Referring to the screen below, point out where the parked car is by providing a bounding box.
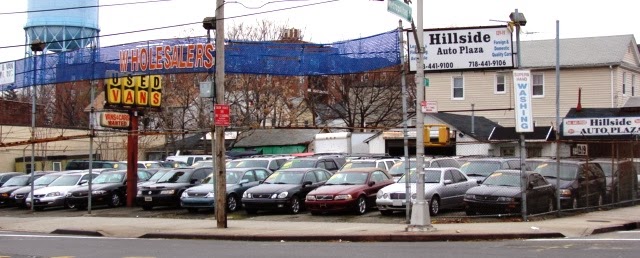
[64,160,126,170]
[180,167,272,213]
[159,160,190,168]
[338,158,400,172]
[65,170,153,209]
[278,156,343,173]
[241,168,333,214]
[305,168,395,215]
[533,159,607,209]
[136,168,210,210]
[226,156,291,171]
[25,171,99,211]
[464,170,557,215]
[459,157,521,183]
[0,172,22,187]
[377,167,477,216]
[138,168,173,187]
[0,172,48,206]
[386,157,461,181]
[165,155,212,166]
[590,158,638,203]
[10,172,70,208]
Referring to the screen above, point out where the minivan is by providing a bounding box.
[534,159,607,209]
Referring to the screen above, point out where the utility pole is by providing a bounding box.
[214,0,227,228]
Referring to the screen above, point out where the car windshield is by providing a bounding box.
[3,176,29,186]
[92,173,125,184]
[388,161,417,176]
[33,174,62,186]
[596,163,613,177]
[482,172,520,187]
[534,163,578,181]
[144,162,162,168]
[460,161,501,177]
[341,161,376,170]
[326,172,368,185]
[398,169,441,183]
[49,174,82,186]
[280,160,316,169]
[157,171,191,183]
[209,171,243,184]
[226,160,241,168]
[263,171,303,184]
[148,171,169,182]
[235,160,268,168]
[191,161,212,168]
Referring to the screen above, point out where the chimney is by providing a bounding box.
[576,87,582,112]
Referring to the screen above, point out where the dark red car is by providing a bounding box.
[305,167,394,215]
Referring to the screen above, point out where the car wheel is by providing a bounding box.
[227,194,240,212]
[187,208,199,213]
[142,205,153,211]
[289,197,301,214]
[429,196,440,216]
[380,210,394,216]
[108,193,122,208]
[245,208,258,215]
[65,201,76,209]
[355,196,367,215]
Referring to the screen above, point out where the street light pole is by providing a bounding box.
[29,39,45,212]
[213,0,227,228]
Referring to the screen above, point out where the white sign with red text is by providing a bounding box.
[563,117,640,136]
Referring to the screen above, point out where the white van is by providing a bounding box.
[166,155,212,166]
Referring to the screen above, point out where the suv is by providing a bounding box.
[278,156,343,173]
[590,158,638,203]
[459,157,521,183]
[64,160,126,171]
[534,159,607,209]
[227,156,292,171]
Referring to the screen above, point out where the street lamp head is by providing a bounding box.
[509,12,527,26]
[30,39,46,52]
[202,17,216,31]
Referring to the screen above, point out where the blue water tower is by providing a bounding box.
[24,0,100,53]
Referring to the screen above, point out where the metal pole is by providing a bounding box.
[515,8,528,221]
[555,20,561,215]
[88,79,95,214]
[29,49,37,212]
[398,20,411,224]
[214,0,227,228]
[408,0,433,231]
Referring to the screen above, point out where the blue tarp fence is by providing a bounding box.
[1,29,400,91]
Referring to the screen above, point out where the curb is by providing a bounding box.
[591,222,639,235]
[51,229,104,237]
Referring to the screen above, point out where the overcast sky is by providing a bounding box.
[1,0,638,63]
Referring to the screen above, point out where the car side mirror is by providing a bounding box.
[368,181,375,187]
[190,179,199,184]
[259,180,264,184]
[303,181,313,187]
[476,179,482,184]
[79,180,88,185]
[239,179,249,185]
[528,182,535,189]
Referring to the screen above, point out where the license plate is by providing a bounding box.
[144,197,152,202]
[392,200,403,206]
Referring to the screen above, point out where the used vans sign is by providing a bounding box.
[563,117,640,136]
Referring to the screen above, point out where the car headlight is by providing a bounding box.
[0,193,8,197]
[306,195,316,201]
[180,191,189,198]
[559,189,572,197]
[137,190,142,196]
[376,191,384,198]
[334,194,352,200]
[160,190,175,195]
[465,194,475,200]
[272,192,288,199]
[45,192,62,197]
[205,192,214,198]
[496,197,514,202]
[243,192,252,198]
[92,190,107,195]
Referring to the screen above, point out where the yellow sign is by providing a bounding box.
[105,74,162,108]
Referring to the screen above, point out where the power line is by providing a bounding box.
[0,0,173,16]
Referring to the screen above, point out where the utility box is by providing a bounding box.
[424,124,450,146]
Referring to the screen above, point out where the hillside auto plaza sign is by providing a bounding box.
[563,117,640,136]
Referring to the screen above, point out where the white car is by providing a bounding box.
[25,171,98,211]
[376,167,477,216]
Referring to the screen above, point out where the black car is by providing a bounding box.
[180,167,272,212]
[66,170,152,209]
[534,159,607,209]
[0,172,22,187]
[0,172,47,206]
[10,172,69,208]
[464,170,556,215]
[136,168,210,210]
[241,168,333,214]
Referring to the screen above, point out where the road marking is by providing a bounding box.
[528,238,640,241]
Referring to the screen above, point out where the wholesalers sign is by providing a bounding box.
[408,26,514,72]
[563,117,640,136]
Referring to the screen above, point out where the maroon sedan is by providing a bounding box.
[305,167,394,215]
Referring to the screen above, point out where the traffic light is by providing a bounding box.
[424,124,450,146]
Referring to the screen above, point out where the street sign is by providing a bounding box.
[214,104,230,126]
[421,101,437,113]
[424,78,429,87]
[387,0,412,22]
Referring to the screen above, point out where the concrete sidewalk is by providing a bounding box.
[0,206,639,242]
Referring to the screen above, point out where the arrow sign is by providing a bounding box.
[387,0,412,22]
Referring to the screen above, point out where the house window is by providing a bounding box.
[527,147,542,158]
[623,72,626,95]
[500,147,515,156]
[532,73,544,97]
[53,162,62,171]
[452,76,464,99]
[495,74,506,94]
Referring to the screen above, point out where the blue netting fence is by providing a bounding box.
[1,29,400,91]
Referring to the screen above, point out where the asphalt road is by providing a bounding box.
[1,231,639,258]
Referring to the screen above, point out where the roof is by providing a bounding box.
[233,129,322,148]
[488,126,555,141]
[429,113,502,141]
[521,34,638,69]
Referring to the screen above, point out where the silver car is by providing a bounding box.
[376,167,478,216]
